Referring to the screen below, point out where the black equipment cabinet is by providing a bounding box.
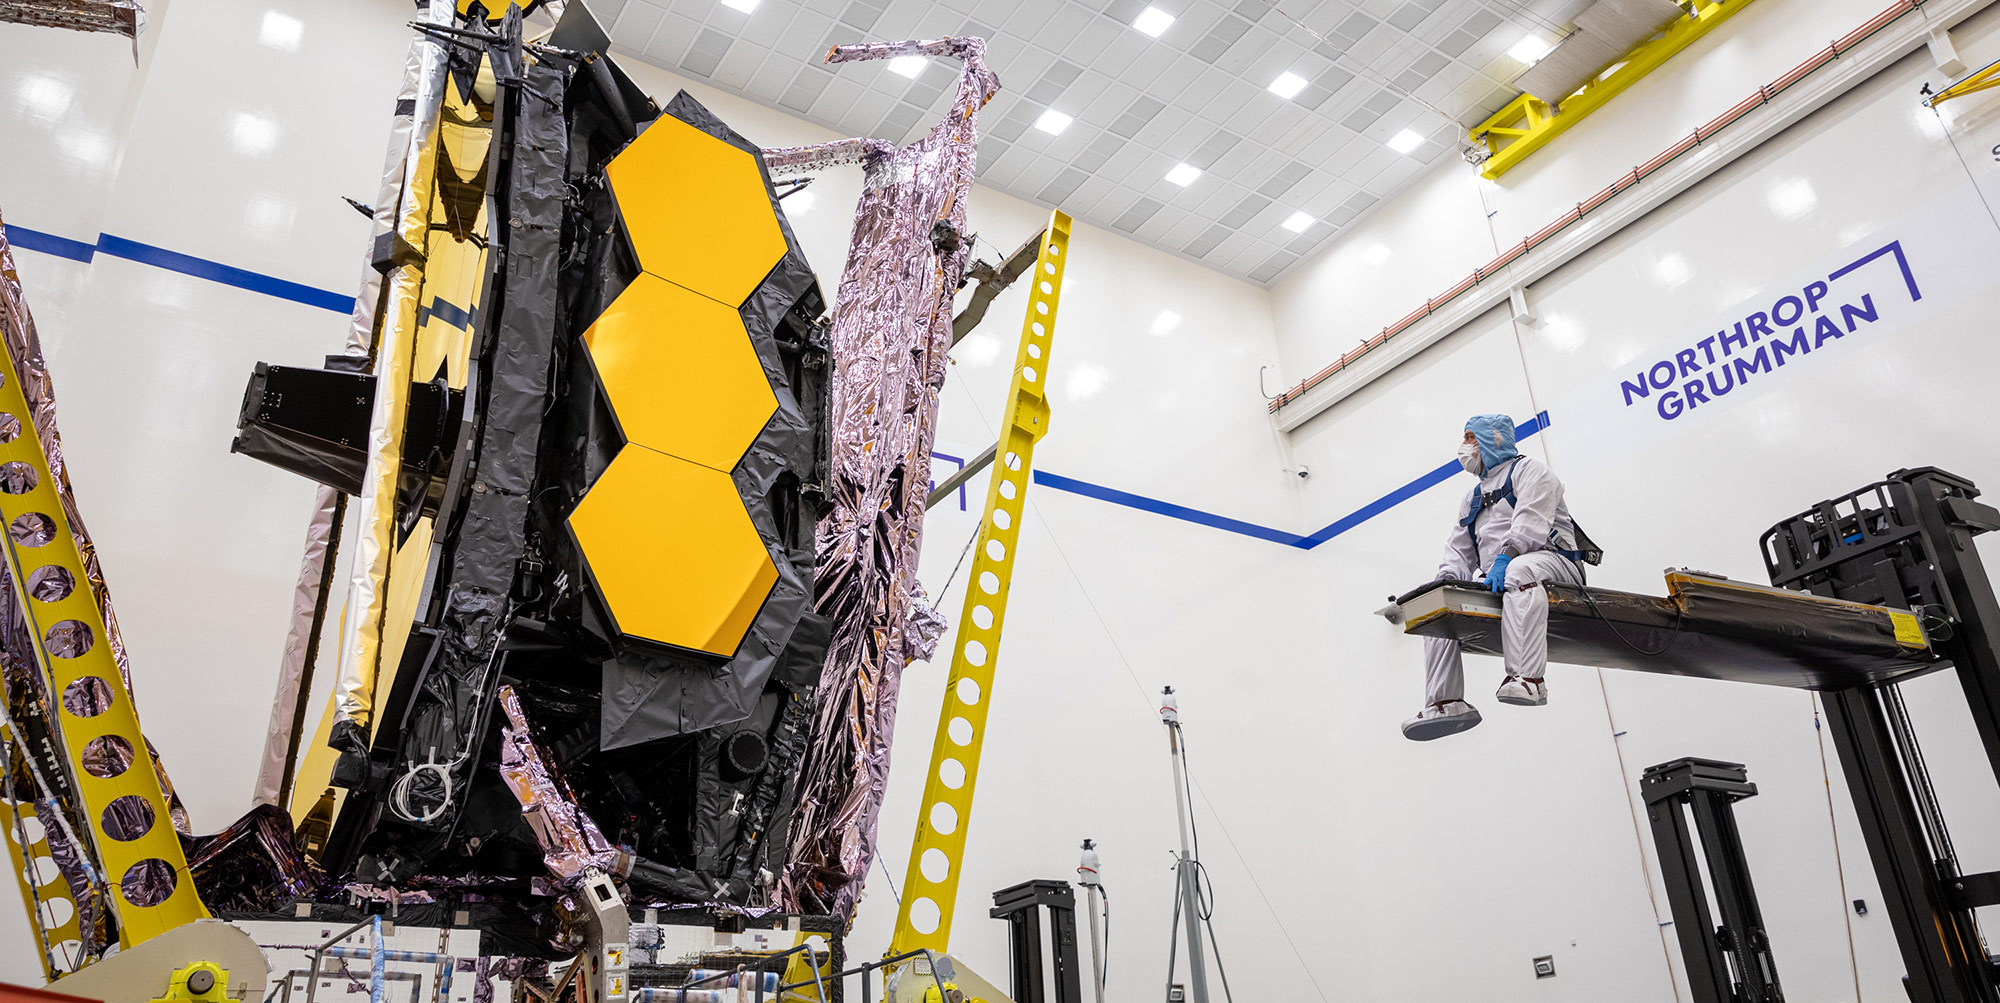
[1641,758,1784,1003]
[991,880,1083,1003]
[1763,467,2000,1002]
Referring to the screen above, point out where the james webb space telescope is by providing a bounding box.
[231,0,831,906]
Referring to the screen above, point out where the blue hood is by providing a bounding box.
[1465,414,1519,473]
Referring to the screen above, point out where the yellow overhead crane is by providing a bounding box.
[1926,55,2000,107]
[1469,0,1760,180]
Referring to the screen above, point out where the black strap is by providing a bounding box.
[1461,456,1524,567]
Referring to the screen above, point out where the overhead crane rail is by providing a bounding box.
[1270,0,1941,417]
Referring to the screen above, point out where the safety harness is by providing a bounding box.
[1459,456,1604,569]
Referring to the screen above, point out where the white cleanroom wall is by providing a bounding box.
[1268,0,1992,385]
[1273,0,2000,999]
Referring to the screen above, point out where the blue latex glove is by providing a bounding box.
[1485,554,1512,594]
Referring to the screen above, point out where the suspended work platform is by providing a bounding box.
[1383,570,1936,689]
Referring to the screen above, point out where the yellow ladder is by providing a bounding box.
[0,360,207,960]
[890,210,1071,955]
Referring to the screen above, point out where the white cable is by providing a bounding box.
[387,605,511,823]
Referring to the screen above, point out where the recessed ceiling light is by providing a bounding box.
[1508,35,1553,65]
[1362,244,1392,265]
[1150,310,1183,336]
[1386,129,1424,155]
[786,189,816,215]
[1133,6,1175,38]
[719,0,759,10]
[887,56,926,79]
[1281,211,1314,233]
[1034,109,1074,135]
[1164,162,1201,187]
[1268,71,1308,100]
[259,11,303,51]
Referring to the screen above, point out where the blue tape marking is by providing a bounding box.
[1020,411,1550,551]
[930,450,970,511]
[12,224,1552,553]
[3,225,96,263]
[1298,410,1549,547]
[96,234,355,314]
[1031,471,1316,549]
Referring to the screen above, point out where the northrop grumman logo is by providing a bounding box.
[1617,241,1923,421]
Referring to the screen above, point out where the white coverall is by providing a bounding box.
[1423,455,1583,707]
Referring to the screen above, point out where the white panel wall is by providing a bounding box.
[1272,1,2000,1000]
[1268,0,1967,378]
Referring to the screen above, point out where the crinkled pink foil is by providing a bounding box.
[769,36,998,922]
[496,685,616,885]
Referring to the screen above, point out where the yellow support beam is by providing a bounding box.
[1927,56,2000,107]
[0,351,208,951]
[888,210,1072,957]
[1470,0,1760,180]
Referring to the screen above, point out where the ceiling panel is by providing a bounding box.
[603,0,1584,285]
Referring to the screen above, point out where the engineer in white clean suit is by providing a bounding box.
[1403,414,1585,741]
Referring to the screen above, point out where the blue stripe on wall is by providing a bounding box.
[1033,471,1316,549]
[1029,411,1549,551]
[95,234,355,314]
[1298,410,1549,547]
[6,225,354,313]
[9,223,1553,553]
[4,225,97,263]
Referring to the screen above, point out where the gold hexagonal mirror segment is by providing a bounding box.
[583,272,778,473]
[607,115,788,308]
[568,445,778,657]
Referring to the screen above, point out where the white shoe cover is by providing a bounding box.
[1402,700,1482,741]
[1496,676,1548,707]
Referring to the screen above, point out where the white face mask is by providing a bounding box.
[1457,441,1482,475]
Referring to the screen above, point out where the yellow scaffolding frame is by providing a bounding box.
[0,353,208,956]
[1469,0,1760,180]
[888,210,1072,957]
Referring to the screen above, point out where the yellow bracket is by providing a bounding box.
[1470,0,1760,180]
[0,720,86,979]
[0,358,208,949]
[1928,56,2000,107]
[888,210,1072,956]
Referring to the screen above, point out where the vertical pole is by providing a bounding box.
[1083,885,1105,1003]
[1900,472,2000,788]
[1051,892,1082,1003]
[1645,792,1732,1003]
[1821,686,1995,1003]
[1167,721,1210,1003]
[1688,790,1782,1001]
[1019,905,1045,1003]
[371,916,386,1003]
